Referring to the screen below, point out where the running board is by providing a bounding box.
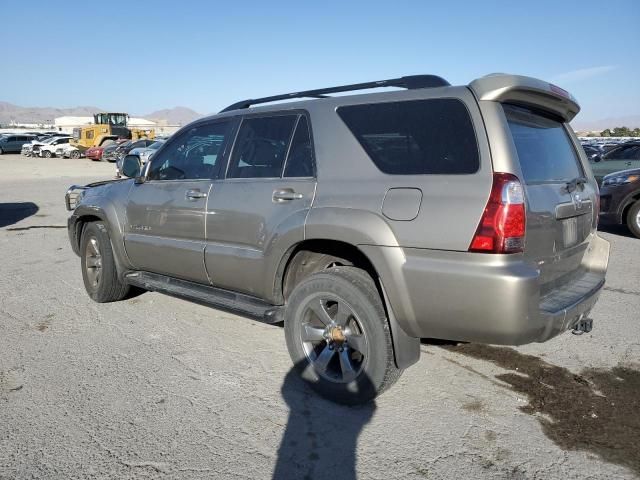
[124,271,283,323]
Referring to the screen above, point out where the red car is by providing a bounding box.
[85,146,105,161]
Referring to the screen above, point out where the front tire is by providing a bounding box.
[626,201,640,239]
[284,266,402,405]
[43,150,53,158]
[71,150,81,159]
[80,222,129,302]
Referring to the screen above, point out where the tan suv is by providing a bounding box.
[66,73,610,404]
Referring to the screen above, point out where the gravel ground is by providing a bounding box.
[1,154,638,480]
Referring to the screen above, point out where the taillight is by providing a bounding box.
[469,173,526,254]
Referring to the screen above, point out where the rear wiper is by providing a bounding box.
[565,177,587,193]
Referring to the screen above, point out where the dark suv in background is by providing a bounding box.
[599,167,640,238]
[65,74,609,404]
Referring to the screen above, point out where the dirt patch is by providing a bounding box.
[446,343,640,476]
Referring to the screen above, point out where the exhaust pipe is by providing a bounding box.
[572,316,593,335]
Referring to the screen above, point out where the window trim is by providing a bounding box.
[144,118,238,183]
[336,97,481,176]
[223,109,316,180]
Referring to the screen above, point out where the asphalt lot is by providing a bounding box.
[1,153,639,480]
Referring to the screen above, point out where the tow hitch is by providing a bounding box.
[572,317,593,335]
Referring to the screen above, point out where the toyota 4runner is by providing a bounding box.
[65,74,610,404]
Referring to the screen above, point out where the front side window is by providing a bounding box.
[147,121,232,181]
[337,98,479,175]
[227,115,297,179]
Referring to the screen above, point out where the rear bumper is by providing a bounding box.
[361,234,610,345]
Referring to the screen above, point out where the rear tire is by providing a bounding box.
[71,150,81,159]
[284,266,402,405]
[80,222,129,302]
[626,201,640,239]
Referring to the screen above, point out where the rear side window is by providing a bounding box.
[227,115,297,179]
[283,116,314,177]
[504,105,583,184]
[337,98,479,175]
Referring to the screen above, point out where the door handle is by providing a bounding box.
[273,188,304,202]
[185,189,207,201]
[626,162,633,167]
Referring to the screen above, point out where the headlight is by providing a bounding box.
[602,174,640,186]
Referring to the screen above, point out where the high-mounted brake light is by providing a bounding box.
[469,173,526,254]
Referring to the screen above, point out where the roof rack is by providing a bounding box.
[220,74,450,113]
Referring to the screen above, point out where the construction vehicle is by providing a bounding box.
[70,113,154,151]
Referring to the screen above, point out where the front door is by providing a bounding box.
[591,144,640,183]
[124,120,235,284]
[205,113,316,299]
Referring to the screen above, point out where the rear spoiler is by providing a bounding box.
[468,74,580,122]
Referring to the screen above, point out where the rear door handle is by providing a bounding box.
[273,189,304,202]
[185,189,207,201]
[626,162,633,167]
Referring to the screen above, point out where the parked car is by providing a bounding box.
[599,167,640,238]
[590,141,640,184]
[117,138,156,160]
[55,144,83,159]
[85,146,105,161]
[115,140,166,177]
[102,140,129,163]
[581,144,602,161]
[38,136,73,157]
[130,140,165,165]
[0,134,36,154]
[65,73,609,405]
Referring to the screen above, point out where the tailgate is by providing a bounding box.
[503,104,599,295]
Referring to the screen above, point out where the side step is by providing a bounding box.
[125,271,283,323]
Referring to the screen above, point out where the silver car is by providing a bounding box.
[66,73,609,404]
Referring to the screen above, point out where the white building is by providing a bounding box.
[53,115,179,135]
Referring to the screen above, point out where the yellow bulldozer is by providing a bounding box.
[70,113,155,151]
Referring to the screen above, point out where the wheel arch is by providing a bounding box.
[274,238,420,369]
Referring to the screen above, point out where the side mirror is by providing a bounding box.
[122,154,142,178]
[593,154,602,163]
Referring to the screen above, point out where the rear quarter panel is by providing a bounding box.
[305,86,492,251]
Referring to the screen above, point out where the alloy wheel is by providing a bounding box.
[299,295,369,383]
[84,236,102,288]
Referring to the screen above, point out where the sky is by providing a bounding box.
[0,0,638,123]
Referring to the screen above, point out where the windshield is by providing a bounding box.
[504,105,583,184]
[149,141,164,150]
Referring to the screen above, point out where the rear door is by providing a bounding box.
[204,113,316,299]
[503,105,596,292]
[124,119,235,284]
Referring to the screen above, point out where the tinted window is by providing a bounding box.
[147,121,231,181]
[337,99,479,175]
[504,105,582,184]
[283,116,314,177]
[604,145,640,161]
[227,115,297,179]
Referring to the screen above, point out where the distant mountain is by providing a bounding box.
[572,115,640,132]
[0,101,204,126]
[141,107,203,126]
[0,101,102,125]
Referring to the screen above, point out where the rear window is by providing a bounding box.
[337,98,479,175]
[504,105,583,184]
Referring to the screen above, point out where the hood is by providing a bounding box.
[603,167,640,179]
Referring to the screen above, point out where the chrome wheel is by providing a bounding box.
[84,237,102,288]
[636,209,640,230]
[299,296,368,383]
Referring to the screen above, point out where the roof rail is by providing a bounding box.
[220,75,450,113]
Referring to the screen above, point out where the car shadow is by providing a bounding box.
[598,223,636,239]
[442,343,640,476]
[273,362,376,480]
[0,202,39,228]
